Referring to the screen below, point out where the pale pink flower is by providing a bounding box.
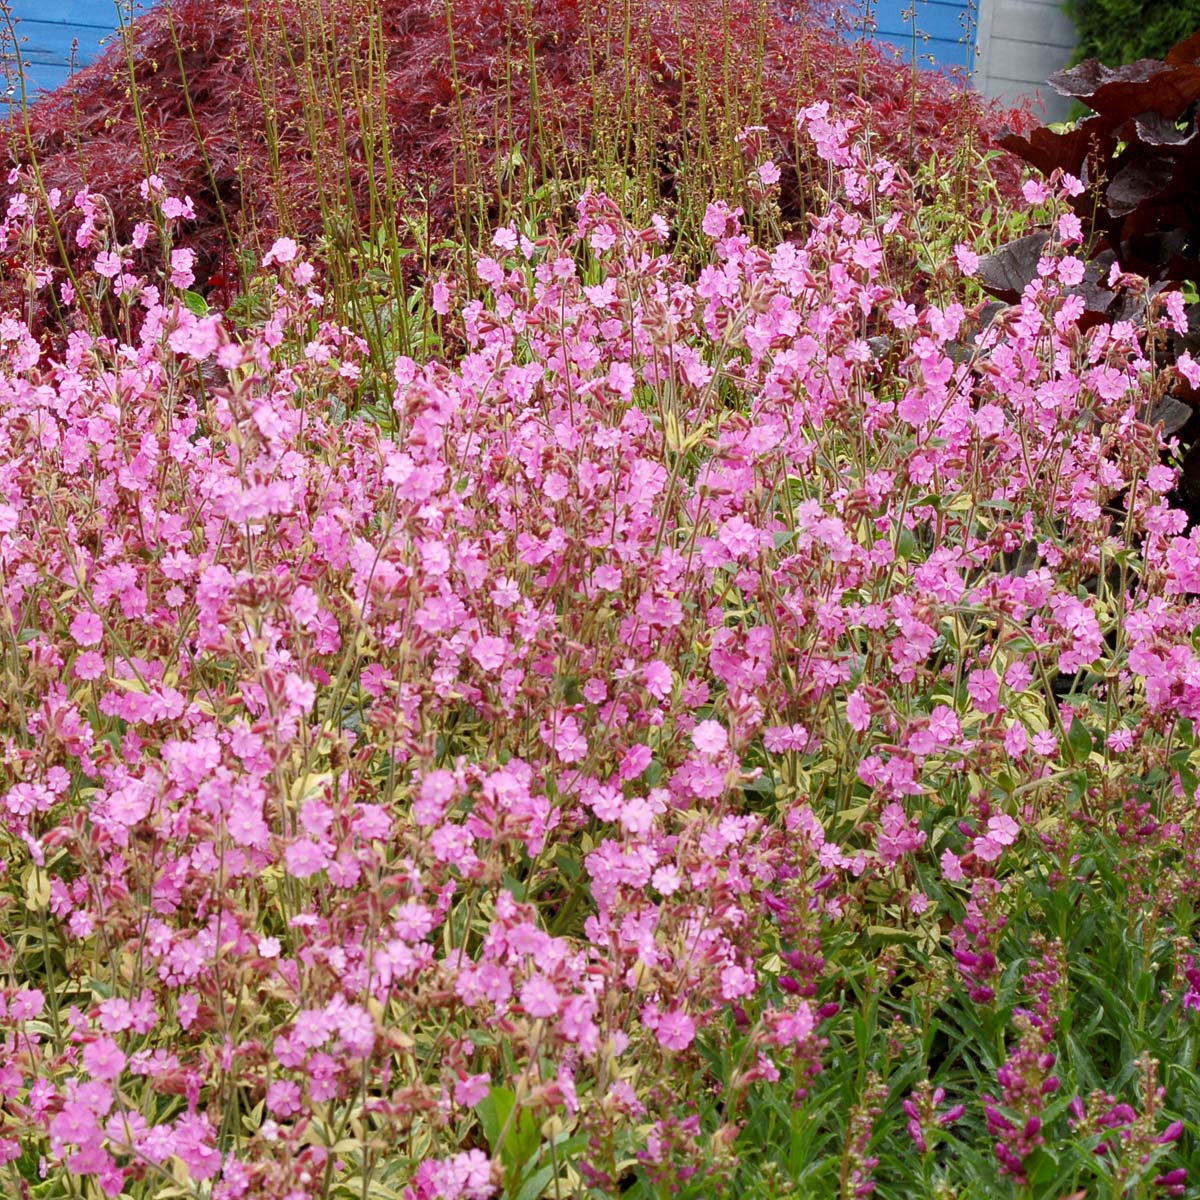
[520,974,560,1019]
[953,244,979,276]
[83,1037,125,1083]
[691,719,728,757]
[169,248,196,289]
[262,236,298,267]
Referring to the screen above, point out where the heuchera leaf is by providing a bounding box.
[1106,155,1175,217]
[976,233,1050,304]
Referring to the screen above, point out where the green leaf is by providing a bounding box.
[1023,1145,1060,1189]
[509,1108,541,1174]
[476,1085,514,1154]
[475,1086,540,1175]
[1135,970,1156,1005]
[180,289,209,317]
[514,1163,557,1200]
[1067,716,1093,764]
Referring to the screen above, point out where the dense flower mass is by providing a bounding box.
[0,101,1196,1199]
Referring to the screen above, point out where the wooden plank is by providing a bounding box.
[5,1,157,98]
[874,1,979,43]
[3,64,73,100]
[12,19,111,67]
[875,32,974,69]
[10,0,140,28]
[986,0,1076,47]
[984,36,1074,83]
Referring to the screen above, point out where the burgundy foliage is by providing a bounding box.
[988,31,1200,303]
[2,0,1029,291]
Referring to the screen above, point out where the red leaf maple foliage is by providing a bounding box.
[2,0,1030,290]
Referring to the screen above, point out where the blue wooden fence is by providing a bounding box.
[861,0,978,71]
[4,1,141,100]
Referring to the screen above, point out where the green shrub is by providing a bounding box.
[1063,0,1200,67]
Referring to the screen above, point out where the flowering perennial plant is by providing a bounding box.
[0,103,1197,1198]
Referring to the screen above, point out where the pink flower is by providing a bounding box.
[263,237,299,267]
[161,194,195,220]
[941,849,964,882]
[1022,179,1049,205]
[432,276,451,315]
[540,715,588,763]
[454,1074,491,1107]
[718,515,760,560]
[69,611,103,646]
[93,251,122,279]
[1032,730,1058,757]
[470,635,508,673]
[967,668,1000,714]
[845,688,871,732]
[266,1080,302,1117]
[73,653,106,681]
[652,864,682,895]
[1004,721,1028,758]
[953,244,979,276]
[520,974,560,1018]
[973,817,1018,863]
[985,814,1019,846]
[773,1003,814,1046]
[169,248,196,289]
[284,673,316,713]
[1177,352,1200,389]
[619,743,653,780]
[691,719,728,757]
[1057,257,1086,286]
[83,1037,126,1083]
[414,770,457,826]
[9,989,43,1020]
[655,1009,696,1051]
[284,839,329,879]
[701,200,741,238]
[643,660,673,699]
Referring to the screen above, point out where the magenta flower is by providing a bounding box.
[69,610,103,646]
[654,1010,696,1052]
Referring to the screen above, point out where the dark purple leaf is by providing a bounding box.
[1106,155,1175,217]
[1166,31,1200,66]
[976,233,1050,303]
[1049,59,1200,122]
[997,123,1098,178]
[1147,393,1193,437]
[1133,111,1197,147]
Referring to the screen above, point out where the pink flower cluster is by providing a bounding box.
[0,100,1196,1196]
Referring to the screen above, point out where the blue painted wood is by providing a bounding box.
[857,0,978,71]
[6,1,159,100]
[875,32,973,71]
[875,1,975,41]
